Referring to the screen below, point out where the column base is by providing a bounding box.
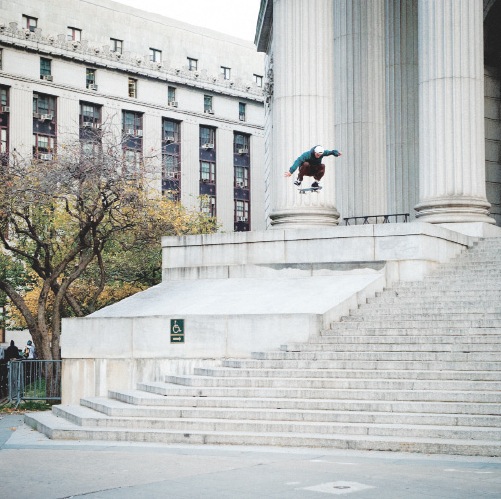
[270,206,340,229]
[414,197,495,225]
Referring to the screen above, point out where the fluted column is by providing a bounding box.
[415,0,494,224]
[333,0,387,218]
[269,0,339,228]
[385,0,419,218]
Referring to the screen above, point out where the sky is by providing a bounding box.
[112,0,262,42]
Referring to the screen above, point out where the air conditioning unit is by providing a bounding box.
[204,109,214,114]
[40,153,53,161]
[88,84,98,91]
[41,113,53,121]
[165,136,175,144]
[237,148,249,155]
[168,101,178,107]
[126,128,135,135]
[135,129,143,137]
[236,181,246,188]
[33,112,41,119]
[237,217,248,222]
[239,114,245,121]
[166,172,178,179]
[1,106,10,113]
[83,121,93,128]
[41,75,53,82]
[201,143,214,150]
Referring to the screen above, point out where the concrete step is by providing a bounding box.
[369,287,501,303]
[164,374,501,392]
[280,341,501,352]
[406,284,501,291]
[195,367,501,381]
[365,298,501,307]
[222,359,501,371]
[110,389,501,415]
[322,327,501,336]
[305,335,501,345]
[137,381,501,403]
[24,411,501,457]
[351,305,501,315]
[331,319,501,329]
[249,351,501,362]
[80,396,501,427]
[341,312,501,321]
[49,404,501,441]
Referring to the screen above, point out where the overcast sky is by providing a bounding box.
[112,0,262,42]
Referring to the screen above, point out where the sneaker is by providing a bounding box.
[311,181,319,188]
[294,179,302,186]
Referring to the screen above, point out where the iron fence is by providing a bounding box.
[343,213,410,225]
[7,360,62,406]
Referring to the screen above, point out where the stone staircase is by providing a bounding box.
[26,237,501,456]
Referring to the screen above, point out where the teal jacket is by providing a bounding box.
[289,146,340,174]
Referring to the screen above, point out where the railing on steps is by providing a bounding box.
[343,213,410,225]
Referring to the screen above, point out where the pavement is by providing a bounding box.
[1,413,501,499]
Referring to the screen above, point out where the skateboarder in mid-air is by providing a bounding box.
[284,145,342,190]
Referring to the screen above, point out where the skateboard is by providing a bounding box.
[298,186,322,194]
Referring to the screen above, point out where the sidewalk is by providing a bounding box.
[1,413,501,499]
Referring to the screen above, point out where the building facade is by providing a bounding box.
[0,0,265,232]
[255,0,501,231]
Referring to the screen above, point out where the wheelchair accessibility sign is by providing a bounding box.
[170,319,185,343]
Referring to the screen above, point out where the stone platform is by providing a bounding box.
[60,223,476,404]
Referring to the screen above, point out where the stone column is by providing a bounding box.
[333,0,387,219]
[385,0,419,219]
[269,0,339,228]
[415,0,494,224]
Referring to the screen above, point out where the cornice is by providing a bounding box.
[0,21,265,104]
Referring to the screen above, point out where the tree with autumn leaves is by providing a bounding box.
[0,132,218,361]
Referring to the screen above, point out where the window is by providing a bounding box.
[40,58,51,78]
[86,68,96,89]
[124,148,142,173]
[80,102,101,126]
[22,15,37,32]
[149,48,162,63]
[122,111,143,176]
[110,38,123,54]
[162,119,181,199]
[128,78,137,98]
[33,93,56,160]
[33,93,56,116]
[239,102,246,121]
[200,126,215,147]
[187,57,198,71]
[221,66,231,80]
[235,166,249,188]
[204,95,213,113]
[234,133,250,154]
[201,196,216,217]
[253,74,263,87]
[168,86,176,104]
[80,102,102,159]
[0,86,8,163]
[200,161,216,183]
[235,200,249,222]
[0,86,7,107]
[122,110,143,135]
[67,27,81,42]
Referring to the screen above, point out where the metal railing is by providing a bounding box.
[7,360,62,406]
[343,213,410,225]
